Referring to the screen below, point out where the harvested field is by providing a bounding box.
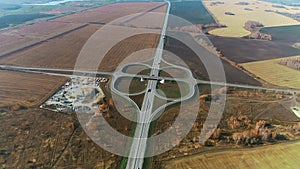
[164,31,261,86]
[169,0,215,27]
[0,26,161,72]
[123,3,167,29]
[0,70,67,108]
[0,24,101,69]
[97,32,160,72]
[0,2,166,72]
[2,21,83,39]
[203,0,300,37]
[241,55,300,89]
[162,141,300,169]
[0,1,166,65]
[53,2,165,24]
[208,35,300,63]
[0,21,83,56]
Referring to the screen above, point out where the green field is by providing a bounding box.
[169,0,215,27]
[261,25,300,43]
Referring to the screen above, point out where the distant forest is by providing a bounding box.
[262,0,300,6]
[0,14,54,29]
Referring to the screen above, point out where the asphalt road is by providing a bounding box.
[125,1,171,168]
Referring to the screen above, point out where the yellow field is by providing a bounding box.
[203,0,300,37]
[241,56,300,89]
[162,141,300,169]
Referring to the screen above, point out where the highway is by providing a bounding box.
[125,1,171,168]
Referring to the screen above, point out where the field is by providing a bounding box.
[0,27,161,72]
[0,2,166,56]
[164,31,261,86]
[0,108,119,168]
[168,0,215,27]
[260,25,300,43]
[123,3,167,29]
[149,87,300,168]
[53,2,165,24]
[208,35,300,63]
[0,24,101,69]
[161,141,300,169]
[0,29,161,73]
[0,21,83,56]
[0,70,67,108]
[0,73,138,168]
[0,1,167,168]
[203,0,300,37]
[0,2,166,72]
[241,55,300,89]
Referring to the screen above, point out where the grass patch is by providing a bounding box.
[157,80,189,99]
[159,68,188,79]
[115,77,147,94]
[123,64,151,76]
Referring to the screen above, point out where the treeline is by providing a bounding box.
[0,13,55,29]
[279,58,300,70]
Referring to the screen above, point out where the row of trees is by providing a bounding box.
[279,58,300,70]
